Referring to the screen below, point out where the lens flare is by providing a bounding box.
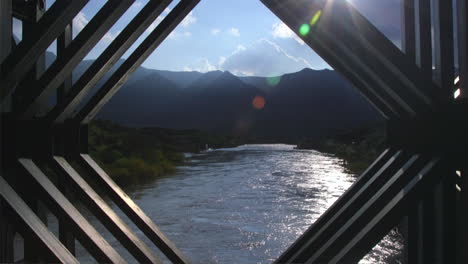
[299,24,310,36]
[252,96,266,110]
[310,10,322,26]
[266,76,281,86]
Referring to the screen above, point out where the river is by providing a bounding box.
[69,144,403,263]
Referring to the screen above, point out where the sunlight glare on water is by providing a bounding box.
[73,144,402,263]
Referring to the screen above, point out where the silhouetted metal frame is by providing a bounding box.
[275,148,395,262]
[0,0,89,102]
[457,0,468,99]
[260,0,439,119]
[306,155,430,263]
[75,0,201,124]
[282,151,414,263]
[48,0,174,123]
[78,153,191,264]
[14,158,126,263]
[1,0,466,263]
[18,0,134,118]
[331,157,443,263]
[0,177,79,264]
[48,156,163,264]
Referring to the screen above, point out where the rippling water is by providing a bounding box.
[70,144,403,263]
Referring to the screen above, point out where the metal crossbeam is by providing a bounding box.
[78,154,191,264]
[76,0,201,124]
[18,0,134,119]
[0,0,89,102]
[49,156,162,264]
[16,158,126,263]
[278,150,409,263]
[275,148,395,262]
[0,176,79,264]
[331,157,442,263]
[48,0,174,123]
[306,154,426,263]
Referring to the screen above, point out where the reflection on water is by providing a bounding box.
[74,144,402,263]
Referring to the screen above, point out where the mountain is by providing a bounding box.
[96,67,382,140]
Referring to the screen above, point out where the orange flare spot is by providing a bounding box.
[252,96,266,110]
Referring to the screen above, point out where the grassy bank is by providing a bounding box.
[89,120,244,187]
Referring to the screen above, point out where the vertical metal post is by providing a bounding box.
[15,1,48,262]
[0,0,13,261]
[458,169,468,263]
[57,25,73,101]
[432,0,455,98]
[402,0,416,61]
[13,0,47,115]
[415,0,432,77]
[56,23,76,254]
[0,0,12,112]
[457,0,468,98]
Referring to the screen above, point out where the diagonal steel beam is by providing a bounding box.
[280,150,410,263]
[306,154,431,263]
[331,157,443,263]
[0,0,89,103]
[258,1,404,118]
[49,156,162,264]
[275,148,395,263]
[18,0,134,119]
[16,158,126,263]
[261,0,439,118]
[0,176,79,264]
[318,20,426,117]
[260,0,416,118]
[48,0,174,124]
[75,0,201,124]
[292,24,401,119]
[78,154,191,264]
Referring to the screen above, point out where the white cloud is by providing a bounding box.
[168,31,193,40]
[211,28,221,35]
[183,58,218,72]
[73,12,116,43]
[218,56,226,65]
[73,12,88,35]
[181,11,197,27]
[228,28,240,37]
[219,39,313,76]
[271,22,304,45]
[145,9,194,38]
[133,1,143,8]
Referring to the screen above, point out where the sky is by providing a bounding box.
[13,0,402,77]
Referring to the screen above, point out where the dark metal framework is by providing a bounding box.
[0,0,467,263]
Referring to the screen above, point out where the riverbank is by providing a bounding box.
[89,120,244,187]
[296,124,386,175]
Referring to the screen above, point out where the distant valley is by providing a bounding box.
[46,53,382,141]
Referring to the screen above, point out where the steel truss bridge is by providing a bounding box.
[1,0,467,263]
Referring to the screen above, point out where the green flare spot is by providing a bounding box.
[310,10,322,26]
[266,76,281,86]
[299,24,310,36]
